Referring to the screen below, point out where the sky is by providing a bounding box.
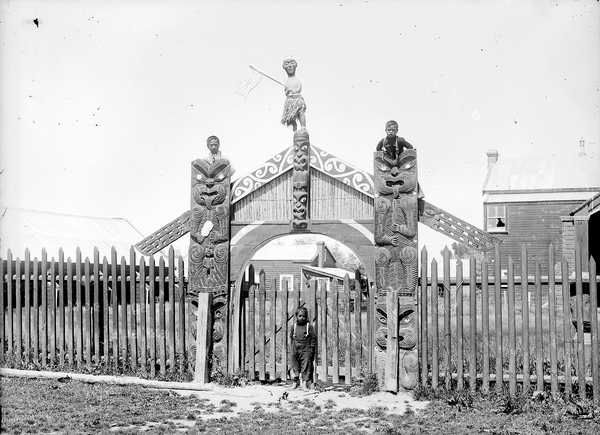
[1,0,599,261]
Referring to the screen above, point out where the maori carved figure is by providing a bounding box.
[373,149,419,390]
[188,158,232,370]
[292,130,310,229]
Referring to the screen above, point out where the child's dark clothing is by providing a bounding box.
[376,136,413,160]
[290,322,317,382]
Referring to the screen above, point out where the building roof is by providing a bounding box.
[301,265,356,281]
[0,207,146,261]
[252,244,319,262]
[482,152,599,194]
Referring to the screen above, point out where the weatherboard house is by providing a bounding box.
[248,241,356,293]
[482,140,600,274]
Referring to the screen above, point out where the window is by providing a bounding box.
[280,274,294,292]
[486,204,507,232]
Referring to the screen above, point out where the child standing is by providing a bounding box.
[289,306,317,390]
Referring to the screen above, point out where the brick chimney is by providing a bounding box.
[317,241,325,268]
[578,138,586,157]
[486,149,499,168]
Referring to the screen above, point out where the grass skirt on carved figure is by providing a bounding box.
[281,94,306,126]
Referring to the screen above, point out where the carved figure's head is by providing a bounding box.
[282,56,297,75]
[374,149,418,197]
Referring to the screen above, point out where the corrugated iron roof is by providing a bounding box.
[252,244,318,262]
[482,153,600,193]
[0,207,146,261]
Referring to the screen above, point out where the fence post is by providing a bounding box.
[139,256,147,374]
[494,245,502,393]
[561,257,572,400]
[15,257,22,363]
[481,258,489,393]
[320,279,328,382]
[344,274,352,385]
[58,249,65,366]
[521,244,530,394]
[24,250,31,365]
[420,247,428,387]
[548,245,558,394]
[0,257,4,362]
[507,256,516,396]
[469,255,477,392]
[7,250,14,356]
[443,247,451,389]
[589,257,598,405]
[281,279,289,381]
[431,259,439,389]
[535,258,544,392]
[269,275,277,380]
[258,270,266,381]
[456,259,464,390]
[574,244,586,399]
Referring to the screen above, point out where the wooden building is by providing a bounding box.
[248,241,354,292]
[482,141,599,275]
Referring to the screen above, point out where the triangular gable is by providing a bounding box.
[231,145,374,204]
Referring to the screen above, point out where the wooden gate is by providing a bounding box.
[238,265,374,384]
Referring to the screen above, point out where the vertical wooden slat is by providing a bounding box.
[102,257,110,364]
[469,255,477,392]
[494,245,502,393]
[507,256,516,396]
[332,279,340,384]
[84,258,91,365]
[158,257,166,375]
[66,257,74,366]
[443,247,451,389]
[421,247,429,387]
[131,247,139,371]
[456,259,464,390]
[148,255,156,378]
[574,245,586,399]
[57,250,65,366]
[77,253,84,367]
[15,257,22,362]
[344,274,352,385]
[111,248,119,369]
[177,256,185,373]
[0,257,4,362]
[320,280,328,382]
[139,257,147,374]
[248,282,256,379]
[431,259,439,389]
[521,244,530,393]
[33,257,40,364]
[482,258,490,393]
[281,279,289,380]
[386,289,399,392]
[120,256,129,367]
[24,250,31,365]
[367,281,374,373]
[41,250,48,368]
[258,270,266,381]
[535,258,544,392]
[293,280,300,311]
[93,249,101,365]
[49,257,56,364]
[589,257,598,405]
[167,247,175,371]
[562,257,572,399]
[548,245,558,394]
[7,250,14,355]
[269,276,277,380]
[309,279,318,383]
[353,280,361,374]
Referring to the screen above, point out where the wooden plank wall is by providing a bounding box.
[1,246,190,378]
[421,244,600,404]
[310,170,374,220]
[232,171,293,222]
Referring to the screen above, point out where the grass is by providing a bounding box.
[2,377,599,434]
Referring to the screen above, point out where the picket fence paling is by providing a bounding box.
[420,243,599,403]
[1,246,190,380]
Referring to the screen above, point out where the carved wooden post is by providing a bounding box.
[189,157,232,382]
[373,149,419,391]
[292,130,310,230]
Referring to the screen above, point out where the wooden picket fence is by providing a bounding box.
[1,246,191,378]
[419,244,599,403]
[239,267,372,384]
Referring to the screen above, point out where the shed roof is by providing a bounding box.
[252,244,319,262]
[482,153,599,194]
[0,207,146,261]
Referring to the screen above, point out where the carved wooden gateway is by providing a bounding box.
[136,130,500,389]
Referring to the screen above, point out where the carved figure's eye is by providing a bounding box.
[401,160,416,170]
[377,163,391,172]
